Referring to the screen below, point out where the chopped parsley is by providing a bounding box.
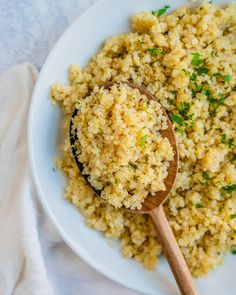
[195,203,204,209]
[169,98,175,106]
[202,171,211,180]
[221,134,235,148]
[182,69,190,76]
[234,229,236,234]
[152,5,170,17]
[204,90,225,115]
[140,134,148,148]
[170,102,195,128]
[171,90,178,95]
[203,89,211,98]
[148,48,164,55]
[230,213,236,219]
[218,93,225,103]
[196,66,208,75]
[179,102,190,119]
[192,83,202,95]
[190,72,197,81]
[228,138,235,148]
[221,134,227,144]
[231,249,236,255]
[213,72,223,77]
[213,72,233,82]
[231,155,236,162]
[191,53,204,67]
[133,175,138,181]
[224,75,232,82]
[223,184,236,194]
[128,161,138,171]
[170,113,183,126]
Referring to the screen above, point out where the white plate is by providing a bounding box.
[28,0,236,294]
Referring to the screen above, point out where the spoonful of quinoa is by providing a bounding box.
[70,82,198,295]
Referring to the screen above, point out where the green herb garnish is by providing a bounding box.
[218,93,225,103]
[148,48,164,55]
[213,73,233,82]
[203,89,211,98]
[196,66,208,75]
[140,134,148,148]
[231,249,236,255]
[190,73,197,81]
[128,161,138,171]
[223,184,236,194]
[179,102,190,119]
[228,138,235,148]
[191,53,203,67]
[152,5,170,16]
[213,72,223,77]
[192,83,202,94]
[133,175,138,181]
[195,203,204,208]
[221,134,227,144]
[144,155,149,162]
[169,99,175,106]
[202,171,211,180]
[224,75,232,82]
[170,113,183,126]
[221,134,235,148]
[230,213,236,219]
[231,155,236,162]
[171,90,177,95]
[182,69,190,76]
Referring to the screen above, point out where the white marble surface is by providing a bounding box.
[0,0,98,73]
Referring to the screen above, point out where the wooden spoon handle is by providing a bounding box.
[150,206,198,295]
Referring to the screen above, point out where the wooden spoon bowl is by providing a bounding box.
[70,82,198,295]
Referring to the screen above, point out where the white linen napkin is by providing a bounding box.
[0,64,138,295]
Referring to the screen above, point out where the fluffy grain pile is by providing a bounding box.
[71,83,174,210]
[51,2,236,276]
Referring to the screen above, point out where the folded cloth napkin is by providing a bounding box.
[0,64,138,295]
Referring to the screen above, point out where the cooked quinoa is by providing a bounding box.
[71,83,174,210]
[51,2,236,277]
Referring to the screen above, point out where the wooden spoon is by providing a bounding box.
[70,82,198,295]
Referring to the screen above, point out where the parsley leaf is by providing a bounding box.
[182,69,190,76]
[170,113,183,126]
[223,184,236,194]
[228,138,235,148]
[221,134,227,144]
[128,161,138,171]
[191,53,203,67]
[224,75,232,82]
[152,5,170,16]
[196,66,208,75]
[231,249,236,255]
[221,134,235,148]
[230,213,236,219]
[179,102,190,119]
[218,93,225,103]
[231,155,236,162]
[202,171,211,180]
[213,72,223,77]
[140,134,148,148]
[171,90,177,96]
[148,48,164,55]
[195,203,204,208]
